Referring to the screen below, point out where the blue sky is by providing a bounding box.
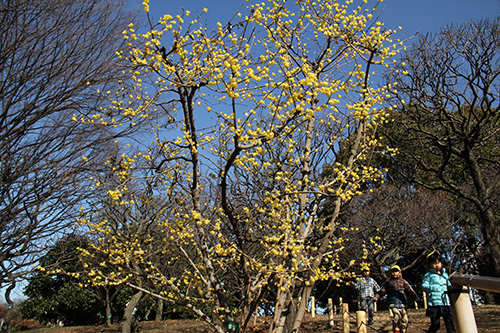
[139,0,500,38]
[4,0,499,304]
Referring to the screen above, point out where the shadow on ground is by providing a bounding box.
[19,305,500,333]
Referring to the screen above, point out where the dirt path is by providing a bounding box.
[20,305,500,333]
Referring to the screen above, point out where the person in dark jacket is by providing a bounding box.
[422,250,456,333]
[376,265,417,333]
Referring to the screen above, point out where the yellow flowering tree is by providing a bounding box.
[77,0,404,332]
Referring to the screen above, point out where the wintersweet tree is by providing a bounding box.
[75,0,404,332]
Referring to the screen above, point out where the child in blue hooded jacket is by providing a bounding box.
[422,250,456,333]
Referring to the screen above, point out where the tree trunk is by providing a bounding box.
[106,288,112,326]
[268,286,290,333]
[282,298,298,333]
[478,207,500,303]
[155,298,163,321]
[466,146,500,278]
[4,305,12,333]
[290,285,313,332]
[4,281,16,333]
[272,284,314,333]
[480,208,500,277]
[122,291,143,333]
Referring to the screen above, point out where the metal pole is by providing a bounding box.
[449,273,500,293]
[447,285,478,333]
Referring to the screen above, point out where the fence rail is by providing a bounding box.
[448,273,500,333]
[449,273,500,293]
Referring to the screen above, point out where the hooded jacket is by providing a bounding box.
[422,267,451,307]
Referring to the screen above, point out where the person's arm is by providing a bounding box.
[353,278,361,291]
[443,270,452,286]
[376,281,387,300]
[404,279,417,299]
[373,279,381,293]
[370,279,380,301]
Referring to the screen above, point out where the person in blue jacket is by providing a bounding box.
[422,250,456,333]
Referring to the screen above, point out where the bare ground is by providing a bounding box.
[20,305,500,333]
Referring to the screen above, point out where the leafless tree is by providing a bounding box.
[0,0,139,321]
[384,18,500,279]
[339,184,458,277]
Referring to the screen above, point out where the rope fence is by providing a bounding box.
[304,274,500,333]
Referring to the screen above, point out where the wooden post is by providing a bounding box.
[311,296,316,318]
[328,298,334,327]
[342,303,349,333]
[423,292,428,309]
[448,286,478,333]
[356,311,367,333]
[374,299,377,312]
[339,297,343,310]
[253,306,258,327]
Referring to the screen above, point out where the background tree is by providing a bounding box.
[314,183,459,309]
[383,18,500,284]
[0,0,140,326]
[340,184,458,273]
[19,235,105,326]
[75,161,179,333]
[20,232,137,327]
[76,1,405,333]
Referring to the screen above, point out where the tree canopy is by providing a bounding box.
[383,17,500,281]
[15,2,500,331]
[72,0,406,332]
[0,0,138,299]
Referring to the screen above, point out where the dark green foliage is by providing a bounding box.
[20,283,104,326]
[19,235,105,325]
